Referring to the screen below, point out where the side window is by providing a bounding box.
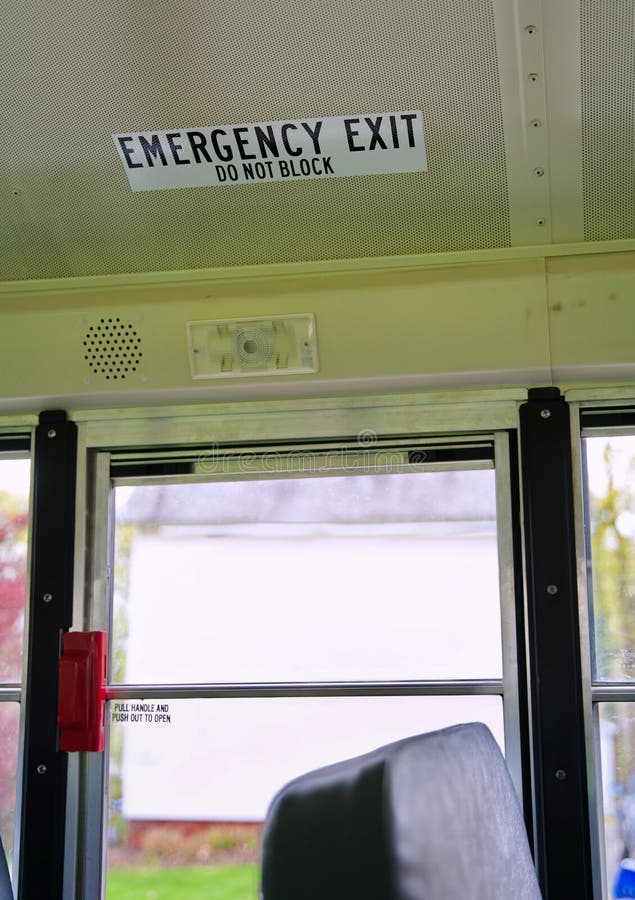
[583,432,635,896]
[0,454,30,876]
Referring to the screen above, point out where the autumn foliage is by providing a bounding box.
[0,494,27,847]
[0,497,27,682]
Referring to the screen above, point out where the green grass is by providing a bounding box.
[106,864,259,899]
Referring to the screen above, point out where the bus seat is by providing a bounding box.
[260,722,542,899]
[0,835,12,900]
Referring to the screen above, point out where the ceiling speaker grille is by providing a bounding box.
[0,0,510,281]
[581,0,635,241]
[82,317,143,380]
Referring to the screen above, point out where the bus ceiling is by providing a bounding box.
[1,0,635,410]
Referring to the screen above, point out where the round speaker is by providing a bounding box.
[83,317,143,380]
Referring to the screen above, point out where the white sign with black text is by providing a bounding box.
[113,111,427,191]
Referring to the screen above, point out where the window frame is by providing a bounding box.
[66,397,524,898]
[574,404,635,900]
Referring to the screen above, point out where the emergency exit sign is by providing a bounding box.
[113,110,427,191]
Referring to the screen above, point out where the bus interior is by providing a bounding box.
[1,0,635,897]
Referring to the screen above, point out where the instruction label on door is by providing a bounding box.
[113,111,427,191]
[111,702,172,725]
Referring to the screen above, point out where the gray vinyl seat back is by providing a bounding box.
[260,722,542,900]
[0,836,13,900]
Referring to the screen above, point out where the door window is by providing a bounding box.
[97,442,516,899]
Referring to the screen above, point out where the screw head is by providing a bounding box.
[534,167,545,177]
[528,72,540,83]
[525,24,537,34]
[547,584,558,596]
[555,769,567,781]
[42,593,53,603]
[536,217,547,226]
[36,764,47,775]
[530,119,542,129]
[47,429,56,438]
[540,409,551,419]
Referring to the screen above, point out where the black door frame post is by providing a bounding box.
[519,387,593,898]
[18,411,77,900]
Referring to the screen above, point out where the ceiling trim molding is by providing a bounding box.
[1,238,635,297]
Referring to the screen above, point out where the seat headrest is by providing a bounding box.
[260,722,542,900]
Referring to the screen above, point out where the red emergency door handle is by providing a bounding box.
[57,631,107,752]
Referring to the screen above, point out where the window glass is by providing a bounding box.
[0,704,19,875]
[106,462,505,898]
[597,703,635,896]
[585,435,635,895]
[585,436,635,681]
[105,695,503,899]
[0,457,29,880]
[113,470,501,683]
[0,459,30,683]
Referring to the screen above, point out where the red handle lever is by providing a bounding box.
[57,631,107,752]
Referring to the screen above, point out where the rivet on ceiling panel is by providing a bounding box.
[492,0,553,245]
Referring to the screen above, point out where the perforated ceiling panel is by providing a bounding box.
[0,0,510,281]
[581,0,635,241]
